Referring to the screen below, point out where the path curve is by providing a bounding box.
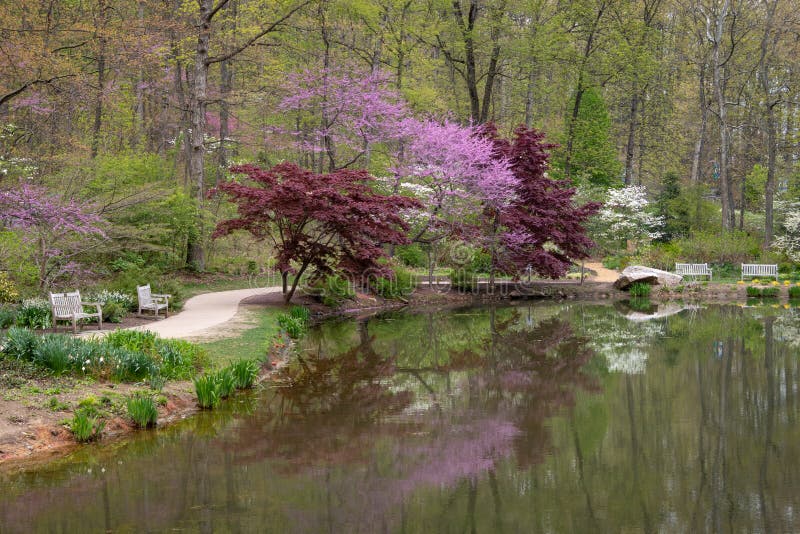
[132,286,282,339]
[583,262,620,283]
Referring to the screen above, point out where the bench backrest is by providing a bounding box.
[675,263,710,274]
[742,264,778,276]
[137,284,153,306]
[49,291,82,316]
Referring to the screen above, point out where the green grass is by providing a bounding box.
[199,307,283,368]
[126,393,158,428]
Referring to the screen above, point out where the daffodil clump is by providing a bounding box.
[0,327,206,381]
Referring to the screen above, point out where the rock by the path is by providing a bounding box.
[614,265,683,290]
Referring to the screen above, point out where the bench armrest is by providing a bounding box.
[151,293,171,298]
[81,301,102,307]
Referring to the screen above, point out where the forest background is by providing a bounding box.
[2,0,800,298]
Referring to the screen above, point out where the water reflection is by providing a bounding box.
[0,304,799,533]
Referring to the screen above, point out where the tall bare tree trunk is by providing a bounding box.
[690,63,708,183]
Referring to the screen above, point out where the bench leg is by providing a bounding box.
[72,318,77,334]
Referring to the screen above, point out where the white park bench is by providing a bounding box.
[741,263,778,281]
[137,284,171,318]
[675,263,713,280]
[49,290,103,334]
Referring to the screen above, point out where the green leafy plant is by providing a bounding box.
[628,282,652,298]
[788,286,800,299]
[69,408,105,443]
[33,335,79,374]
[316,274,355,307]
[746,286,762,298]
[194,374,220,409]
[100,301,126,323]
[373,267,415,299]
[231,359,259,389]
[761,287,780,298]
[109,346,157,381]
[16,298,51,329]
[277,313,305,339]
[0,306,17,328]
[289,305,310,323]
[216,368,237,399]
[2,326,38,360]
[449,268,477,292]
[126,392,158,428]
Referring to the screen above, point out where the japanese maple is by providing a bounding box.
[212,162,422,302]
[486,126,601,278]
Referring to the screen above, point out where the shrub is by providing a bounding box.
[789,286,800,299]
[0,272,19,303]
[317,274,354,307]
[761,287,780,298]
[194,374,219,409]
[395,244,426,268]
[675,231,761,264]
[746,286,762,298]
[628,282,652,298]
[0,307,17,328]
[1,327,37,360]
[231,359,259,389]
[16,298,51,329]
[277,313,305,339]
[449,267,477,292]
[126,393,158,428]
[157,339,204,379]
[100,301,126,323]
[69,407,105,443]
[373,267,415,299]
[216,368,237,399]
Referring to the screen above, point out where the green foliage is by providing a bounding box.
[194,374,220,409]
[33,335,79,374]
[449,268,478,292]
[789,286,800,299]
[628,282,652,298]
[69,407,105,443]
[1,326,38,359]
[289,305,311,323]
[16,298,51,329]
[315,274,355,307]
[215,368,237,399]
[108,346,157,381]
[126,392,158,428]
[48,396,69,411]
[230,359,259,389]
[105,329,158,353]
[0,272,19,303]
[746,286,762,297]
[654,173,691,241]
[470,250,493,274]
[761,287,780,298]
[0,306,16,328]
[744,164,768,212]
[675,231,762,264]
[101,301,126,323]
[556,87,621,187]
[277,313,306,339]
[395,244,426,268]
[632,242,682,272]
[373,267,415,299]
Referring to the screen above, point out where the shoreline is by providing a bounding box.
[0,279,791,470]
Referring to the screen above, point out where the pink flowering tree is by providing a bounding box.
[0,184,105,288]
[279,66,409,172]
[391,119,516,277]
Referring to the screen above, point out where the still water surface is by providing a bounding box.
[1,302,800,533]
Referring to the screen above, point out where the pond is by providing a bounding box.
[2,301,800,532]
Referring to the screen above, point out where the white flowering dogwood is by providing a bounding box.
[596,185,664,250]
[773,201,800,262]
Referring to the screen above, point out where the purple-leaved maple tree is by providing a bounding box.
[0,184,105,288]
[486,125,601,278]
[211,162,422,303]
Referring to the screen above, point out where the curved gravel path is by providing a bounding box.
[132,286,282,339]
[583,262,619,283]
